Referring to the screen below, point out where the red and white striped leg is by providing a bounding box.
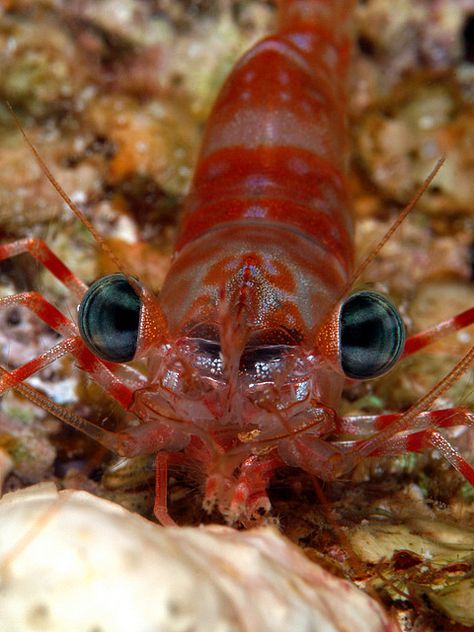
[0,291,77,336]
[0,294,140,457]
[402,306,474,358]
[0,239,88,299]
[341,408,474,486]
[339,339,474,472]
[0,335,133,410]
[0,248,145,391]
[0,292,188,500]
[0,333,139,456]
[0,292,134,407]
[1,351,188,467]
[336,407,474,437]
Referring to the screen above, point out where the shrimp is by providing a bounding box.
[0,0,473,528]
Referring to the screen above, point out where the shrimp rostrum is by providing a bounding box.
[2,0,474,525]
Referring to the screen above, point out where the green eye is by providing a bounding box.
[79,274,141,363]
[339,291,405,379]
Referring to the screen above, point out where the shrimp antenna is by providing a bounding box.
[347,156,445,289]
[7,103,129,276]
[313,157,445,342]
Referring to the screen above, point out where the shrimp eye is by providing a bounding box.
[79,274,141,363]
[339,291,405,379]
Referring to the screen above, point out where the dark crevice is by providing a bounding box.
[463,14,474,63]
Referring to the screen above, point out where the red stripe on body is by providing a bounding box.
[177,2,352,260]
[178,199,351,272]
[179,145,352,267]
[178,13,353,258]
[160,0,355,342]
[196,40,347,168]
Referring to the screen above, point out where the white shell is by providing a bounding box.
[0,484,397,632]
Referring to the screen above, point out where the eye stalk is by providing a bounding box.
[339,291,405,380]
[78,274,142,363]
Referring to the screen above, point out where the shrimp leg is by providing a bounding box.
[335,422,474,487]
[336,408,474,436]
[0,292,134,407]
[402,306,474,358]
[0,239,87,299]
[154,452,181,527]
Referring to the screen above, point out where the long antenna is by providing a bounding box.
[347,156,445,289]
[7,103,129,276]
[312,157,445,341]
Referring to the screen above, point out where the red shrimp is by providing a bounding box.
[1,0,474,527]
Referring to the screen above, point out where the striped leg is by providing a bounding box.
[0,291,76,337]
[0,292,133,408]
[402,306,474,358]
[332,332,474,481]
[0,292,191,513]
[0,294,171,461]
[336,408,474,436]
[0,239,88,299]
[344,428,474,487]
[339,408,474,485]
[0,331,136,453]
[0,243,143,387]
[1,336,134,410]
[1,348,185,465]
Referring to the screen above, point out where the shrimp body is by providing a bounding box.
[132,0,357,517]
[3,0,473,526]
